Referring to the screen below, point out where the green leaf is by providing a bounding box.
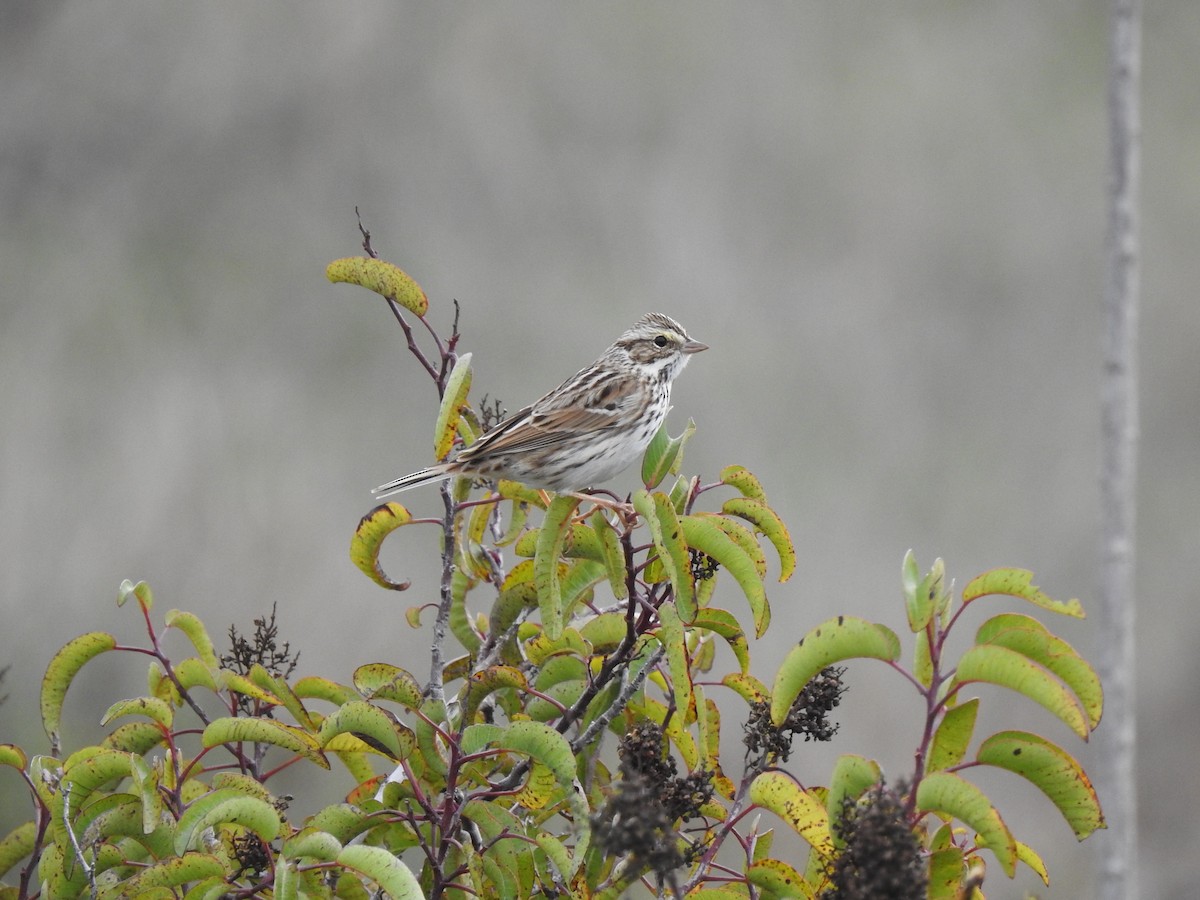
[434,352,473,460]
[448,567,482,653]
[294,675,360,706]
[707,513,769,577]
[163,610,220,669]
[535,831,574,884]
[696,692,737,799]
[317,700,415,760]
[534,495,581,640]
[201,717,329,767]
[333,849,422,897]
[901,550,920,609]
[641,419,695,489]
[1015,840,1050,885]
[217,670,280,706]
[691,607,751,674]
[579,612,628,653]
[41,632,118,749]
[722,671,769,705]
[99,852,227,899]
[282,826,344,861]
[952,644,1089,739]
[825,755,882,846]
[914,628,933,688]
[680,514,771,637]
[101,722,166,756]
[249,664,315,730]
[61,747,134,805]
[350,502,415,591]
[100,696,174,729]
[325,256,429,316]
[72,793,162,856]
[116,579,154,611]
[916,771,1017,876]
[462,665,528,721]
[658,601,694,718]
[463,799,536,895]
[721,496,796,582]
[771,617,900,727]
[746,857,813,899]
[130,754,165,837]
[749,771,834,859]
[903,554,942,633]
[975,613,1102,729]
[175,657,219,693]
[962,568,1084,618]
[306,803,384,845]
[976,730,1105,839]
[589,509,628,600]
[352,663,423,708]
[926,698,979,773]
[558,559,607,621]
[463,721,590,872]
[0,821,37,881]
[0,744,27,771]
[634,489,696,621]
[175,788,281,854]
[927,846,966,900]
[719,464,768,502]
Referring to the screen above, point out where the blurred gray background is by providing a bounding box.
[2,3,1196,897]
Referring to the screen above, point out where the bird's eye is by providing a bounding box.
[653,335,669,347]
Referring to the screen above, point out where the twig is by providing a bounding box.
[61,785,96,895]
[425,478,458,703]
[572,644,665,753]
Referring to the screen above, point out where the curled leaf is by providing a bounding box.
[434,352,473,460]
[770,617,900,727]
[174,789,281,854]
[952,644,1089,739]
[534,495,581,640]
[336,844,424,899]
[926,698,980,773]
[917,772,1017,876]
[749,771,834,859]
[201,717,328,768]
[681,514,770,637]
[976,730,1105,839]
[353,663,423,708]
[41,632,118,749]
[719,465,768,502]
[975,613,1102,729]
[100,696,174,729]
[721,496,796,582]
[164,610,220,670]
[325,256,429,316]
[634,490,695,621]
[351,502,414,590]
[641,419,696,489]
[317,700,415,760]
[963,568,1084,618]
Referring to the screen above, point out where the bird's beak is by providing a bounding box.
[683,339,708,354]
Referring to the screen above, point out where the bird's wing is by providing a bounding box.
[459,372,647,459]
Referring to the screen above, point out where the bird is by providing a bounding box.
[373,312,707,498]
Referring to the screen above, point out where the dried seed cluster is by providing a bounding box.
[592,723,714,883]
[823,781,927,900]
[743,665,846,768]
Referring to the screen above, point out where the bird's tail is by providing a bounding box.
[372,464,456,498]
